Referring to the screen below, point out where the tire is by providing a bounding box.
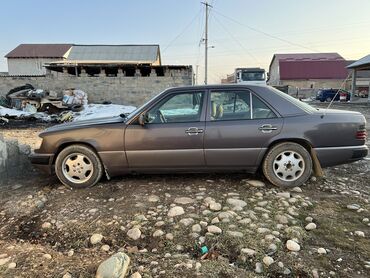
[326,97,332,102]
[71,104,83,112]
[55,144,103,189]
[262,142,312,187]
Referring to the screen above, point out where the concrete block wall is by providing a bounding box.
[0,134,33,185]
[0,71,193,107]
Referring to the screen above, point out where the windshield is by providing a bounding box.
[241,71,265,81]
[269,87,317,113]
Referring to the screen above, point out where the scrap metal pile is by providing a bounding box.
[0,84,88,124]
[0,84,87,114]
[0,84,137,125]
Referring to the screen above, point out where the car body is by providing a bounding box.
[316,88,350,102]
[30,84,368,188]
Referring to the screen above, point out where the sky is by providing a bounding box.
[1,0,370,83]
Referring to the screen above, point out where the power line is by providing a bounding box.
[212,13,260,65]
[162,8,202,53]
[212,9,320,53]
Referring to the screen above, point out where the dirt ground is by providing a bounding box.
[0,103,369,278]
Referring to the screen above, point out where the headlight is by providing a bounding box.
[34,136,43,150]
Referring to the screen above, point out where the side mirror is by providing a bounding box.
[138,112,148,126]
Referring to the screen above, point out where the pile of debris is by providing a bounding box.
[0,84,136,124]
[0,84,87,114]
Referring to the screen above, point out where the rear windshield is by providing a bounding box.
[269,87,317,113]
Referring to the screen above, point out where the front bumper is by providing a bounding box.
[29,152,54,174]
[315,145,369,167]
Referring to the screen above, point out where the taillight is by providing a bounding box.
[356,125,367,140]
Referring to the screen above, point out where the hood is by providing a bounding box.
[40,116,125,136]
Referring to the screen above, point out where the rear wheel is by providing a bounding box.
[55,144,103,189]
[263,142,312,187]
[326,97,332,102]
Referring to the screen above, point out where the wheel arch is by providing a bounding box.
[257,138,313,171]
[53,141,100,164]
[267,138,312,153]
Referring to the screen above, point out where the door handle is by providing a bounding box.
[185,127,204,135]
[258,124,277,133]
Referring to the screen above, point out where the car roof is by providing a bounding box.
[168,84,266,91]
[164,84,311,117]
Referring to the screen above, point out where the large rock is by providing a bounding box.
[255,262,263,273]
[204,197,216,206]
[209,202,222,211]
[127,228,141,240]
[317,248,327,254]
[263,256,274,266]
[347,204,361,210]
[218,211,233,220]
[226,231,244,238]
[305,223,317,231]
[241,248,256,256]
[148,195,160,202]
[96,252,130,278]
[131,272,142,278]
[226,198,247,208]
[276,192,291,198]
[179,218,194,226]
[286,240,300,252]
[192,224,202,233]
[90,234,103,245]
[153,229,165,237]
[247,180,265,187]
[207,225,222,234]
[0,258,10,266]
[167,206,185,217]
[174,197,194,204]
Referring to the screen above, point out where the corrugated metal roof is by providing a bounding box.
[347,54,370,69]
[5,44,72,58]
[67,45,160,64]
[273,53,344,62]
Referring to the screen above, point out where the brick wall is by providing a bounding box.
[0,69,193,106]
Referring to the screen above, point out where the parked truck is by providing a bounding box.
[223,68,266,85]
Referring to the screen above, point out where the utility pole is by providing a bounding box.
[201,1,212,84]
[195,64,199,85]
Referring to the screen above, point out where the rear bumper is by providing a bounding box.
[29,152,54,174]
[315,145,368,167]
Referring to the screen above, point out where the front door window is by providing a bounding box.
[147,92,204,123]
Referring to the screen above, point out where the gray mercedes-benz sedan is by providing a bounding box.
[30,85,368,189]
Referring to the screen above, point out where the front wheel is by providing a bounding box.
[55,144,103,189]
[262,142,312,187]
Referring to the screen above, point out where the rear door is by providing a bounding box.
[125,90,206,169]
[204,89,283,168]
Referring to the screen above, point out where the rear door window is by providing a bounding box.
[210,91,251,121]
[209,90,276,121]
[252,95,276,119]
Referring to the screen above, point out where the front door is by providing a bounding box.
[125,90,206,169]
[204,89,283,168]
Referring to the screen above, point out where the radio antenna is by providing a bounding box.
[323,73,352,117]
